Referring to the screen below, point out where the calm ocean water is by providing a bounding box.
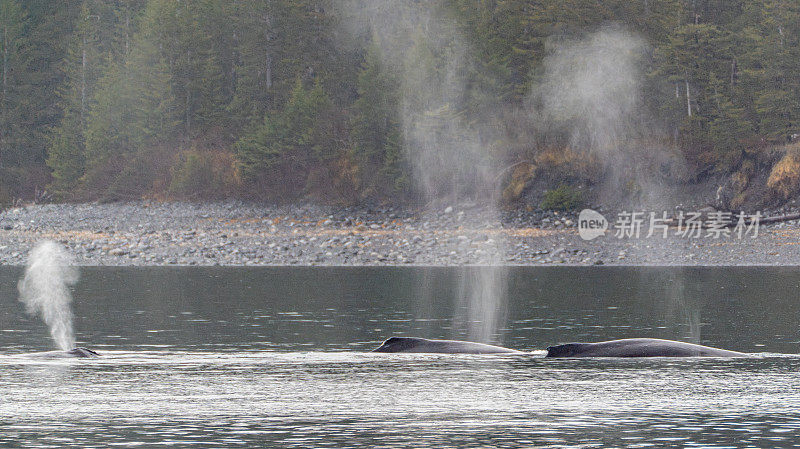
[1,266,799,447]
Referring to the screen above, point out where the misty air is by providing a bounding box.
[1,1,799,447]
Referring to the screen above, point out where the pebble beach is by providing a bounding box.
[1,202,799,266]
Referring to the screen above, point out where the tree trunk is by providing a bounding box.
[125,12,130,55]
[82,35,87,123]
[685,78,692,117]
[265,51,272,89]
[1,24,5,168]
[3,25,7,102]
[185,48,191,137]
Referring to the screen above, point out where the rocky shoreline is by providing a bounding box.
[1,201,799,266]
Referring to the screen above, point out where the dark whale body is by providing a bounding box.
[7,347,101,359]
[373,337,521,354]
[546,338,748,358]
[67,347,100,358]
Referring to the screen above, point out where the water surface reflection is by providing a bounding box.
[1,266,799,447]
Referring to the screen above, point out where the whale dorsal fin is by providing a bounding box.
[68,347,100,358]
[374,337,425,352]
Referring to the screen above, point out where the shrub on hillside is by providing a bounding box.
[767,150,800,201]
[541,184,585,211]
[169,150,240,199]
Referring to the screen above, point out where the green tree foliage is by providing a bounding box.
[83,0,174,196]
[226,1,358,126]
[351,44,408,198]
[154,0,227,138]
[236,79,334,199]
[47,0,144,196]
[17,1,81,178]
[741,0,800,142]
[0,0,28,199]
[0,0,798,204]
[707,72,751,167]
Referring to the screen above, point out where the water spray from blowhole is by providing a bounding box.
[17,240,80,351]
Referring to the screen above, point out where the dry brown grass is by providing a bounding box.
[767,147,800,200]
[534,147,601,182]
[502,162,536,203]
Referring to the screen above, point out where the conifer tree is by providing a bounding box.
[82,0,174,193]
[351,43,407,198]
[740,0,800,142]
[236,78,333,197]
[0,0,28,196]
[47,0,138,195]
[18,1,80,176]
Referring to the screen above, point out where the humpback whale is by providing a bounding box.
[545,338,748,358]
[373,337,521,354]
[5,347,101,359]
[66,347,100,358]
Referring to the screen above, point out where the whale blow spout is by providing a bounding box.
[545,338,749,358]
[373,337,521,354]
[17,240,79,351]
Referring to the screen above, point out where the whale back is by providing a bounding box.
[545,343,592,358]
[66,347,100,358]
[373,337,520,354]
[373,337,423,352]
[546,338,748,358]
[6,347,101,359]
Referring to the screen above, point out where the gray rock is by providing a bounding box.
[109,248,128,256]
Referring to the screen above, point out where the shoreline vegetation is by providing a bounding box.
[1,201,800,266]
[0,2,799,213]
